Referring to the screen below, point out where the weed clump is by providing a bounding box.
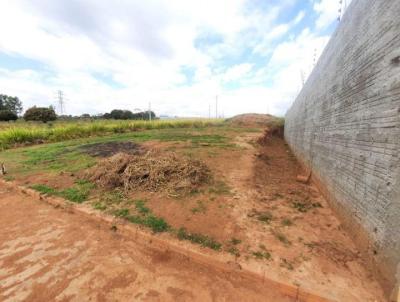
[177,227,221,250]
[252,250,271,260]
[292,200,322,213]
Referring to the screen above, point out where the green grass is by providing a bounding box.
[228,246,240,257]
[134,199,151,214]
[107,198,170,233]
[126,214,169,233]
[0,119,224,150]
[292,200,322,213]
[113,208,130,218]
[177,227,222,250]
[31,180,94,203]
[252,250,271,260]
[0,127,233,177]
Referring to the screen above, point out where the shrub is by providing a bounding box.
[0,110,18,121]
[24,106,57,123]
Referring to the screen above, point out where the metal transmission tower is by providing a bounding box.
[56,90,65,115]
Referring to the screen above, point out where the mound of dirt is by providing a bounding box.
[226,113,282,128]
[87,151,211,195]
[79,141,144,157]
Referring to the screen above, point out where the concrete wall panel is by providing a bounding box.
[284,0,400,297]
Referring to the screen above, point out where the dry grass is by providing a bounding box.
[87,151,211,195]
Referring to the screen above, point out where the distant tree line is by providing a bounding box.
[0,93,157,123]
[103,109,156,120]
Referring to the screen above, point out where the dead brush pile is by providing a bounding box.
[87,151,211,195]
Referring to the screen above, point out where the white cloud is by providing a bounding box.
[313,0,339,29]
[0,0,336,117]
[222,64,253,83]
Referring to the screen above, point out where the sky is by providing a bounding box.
[0,0,350,117]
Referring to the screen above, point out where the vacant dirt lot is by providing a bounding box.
[0,122,387,301]
[0,187,294,302]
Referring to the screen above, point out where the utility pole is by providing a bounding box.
[215,95,218,119]
[300,69,305,86]
[338,0,347,21]
[313,48,317,67]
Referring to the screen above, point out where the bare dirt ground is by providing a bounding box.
[0,124,387,301]
[133,132,386,301]
[220,133,386,301]
[0,186,294,302]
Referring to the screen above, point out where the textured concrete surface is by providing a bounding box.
[284,0,400,298]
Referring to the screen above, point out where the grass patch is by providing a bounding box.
[0,126,233,179]
[31,180,94,203]
[0,119,224,150]
[134,199,151,214]
[93,201,107,211]
[113,208,130,218]
[31,184,56,195]
[107,198,170,233]
[252,250,271,260]
[292,200,322,213]
[177,227,222,250]
[228,246,240,257]
[127,214,169,233]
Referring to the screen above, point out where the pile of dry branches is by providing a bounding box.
[87,151,211,195]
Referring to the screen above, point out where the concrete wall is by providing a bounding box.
[284,0,400,298]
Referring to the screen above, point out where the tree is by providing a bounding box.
[0,110,18,121]
[104,109,156,120]
[23,106,57,123]
[0,94,23,115]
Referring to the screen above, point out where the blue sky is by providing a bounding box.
[0,0,350,117]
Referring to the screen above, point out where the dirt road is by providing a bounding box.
[0,186,295,302]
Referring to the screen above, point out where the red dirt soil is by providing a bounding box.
[0,128,388,301]
[0,186,295,302]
